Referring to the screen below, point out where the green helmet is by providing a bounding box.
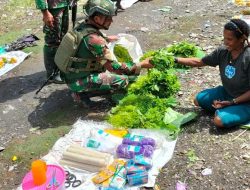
[84,0,117,17]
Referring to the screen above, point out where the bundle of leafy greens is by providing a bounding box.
[114,44,133,64]
[110,94,177,115]
[107,94,180,136]
[107,94,197,138]
[128,69,180,98]
[167,41,205,69]
[167,41,198,58]
[140,48,175,72]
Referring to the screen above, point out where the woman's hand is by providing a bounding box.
[140,58,154,69]
[212,100,232,109]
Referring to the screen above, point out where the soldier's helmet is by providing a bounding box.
[84,0,117,17]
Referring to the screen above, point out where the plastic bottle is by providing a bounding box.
[31,160,47,185]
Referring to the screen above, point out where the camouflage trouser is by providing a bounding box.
[43,7,69,78]
[67,72,133,93]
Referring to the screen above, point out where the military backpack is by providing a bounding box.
[55,26,99,73]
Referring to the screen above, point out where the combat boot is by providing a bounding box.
[44,45,65,84]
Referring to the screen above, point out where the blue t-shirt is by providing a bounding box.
[202,46,250,98]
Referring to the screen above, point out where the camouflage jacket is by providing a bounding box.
[83,33,137,75]
[35,0,69,10]
[63,30,138,82]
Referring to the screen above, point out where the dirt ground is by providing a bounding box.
[0,0,249,189]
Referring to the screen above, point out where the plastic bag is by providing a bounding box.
[120,0,139,9]
[109,33,143,64]
[83,129,122,154]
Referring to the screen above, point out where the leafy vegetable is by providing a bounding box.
[128,69,180,98]
[110,94,177,115]
[108,105,142,129]
[164,107,197,127]
[240,123,250,130]
[140,48,175,71]
[167,41,198,58]
[171,112,197,127]
[114,44,133,63]
[167,41,205,69]
[107,94,179,133]
[140,50,156,61]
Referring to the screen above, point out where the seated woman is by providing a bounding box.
[175,19,250,128]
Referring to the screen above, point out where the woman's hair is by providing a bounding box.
[224,19,249,39]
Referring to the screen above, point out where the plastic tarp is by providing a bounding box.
[0,51,30,77]
[18,119,177,190]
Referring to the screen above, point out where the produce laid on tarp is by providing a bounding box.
[0,51,30,77]
[19,39,202,190]
[19,120,178,190]
[0,56,17,68]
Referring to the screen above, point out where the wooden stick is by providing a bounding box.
[231,129,247,141]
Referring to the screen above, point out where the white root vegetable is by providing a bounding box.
[62,151,108,167]
[59,159,102,172]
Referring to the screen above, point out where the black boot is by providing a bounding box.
[71,92,92,107]
[44,46,65,84]
[43,45,57,78]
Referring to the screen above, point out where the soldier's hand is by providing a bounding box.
[42,10,54,28]
[140,58,154,69]
[107,35,119,42]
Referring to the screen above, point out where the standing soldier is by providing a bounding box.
[58,0,153,105]
[35,0,71,83]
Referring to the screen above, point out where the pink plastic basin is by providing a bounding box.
[22,164,65,190]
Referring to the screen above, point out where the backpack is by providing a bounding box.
[54,27,98,73]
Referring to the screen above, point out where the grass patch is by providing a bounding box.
[0,0,41,47]
[0,126,71,167]
[0,30,43,54]
[3,0,36,21]
[0,30,39,45]
[23,45,43,54]
[8,0,35,7]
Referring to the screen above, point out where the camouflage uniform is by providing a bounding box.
[35,0,69,77]
[62,23,140,93]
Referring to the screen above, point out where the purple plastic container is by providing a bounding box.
[116,144,154,159]
[122,136,156,148]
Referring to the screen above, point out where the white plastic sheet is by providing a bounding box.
[0,51,30,77]
[18,120,177,190]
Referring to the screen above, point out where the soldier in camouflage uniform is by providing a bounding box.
[60,0,153,104]
[35,0,70,83]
